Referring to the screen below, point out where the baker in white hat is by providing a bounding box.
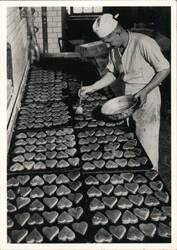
[80,13,170,171]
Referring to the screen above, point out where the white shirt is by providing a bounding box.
[106,31,170,85]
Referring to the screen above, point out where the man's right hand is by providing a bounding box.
[79,85,95,98]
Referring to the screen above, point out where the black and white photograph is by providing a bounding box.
[1,1,177,249]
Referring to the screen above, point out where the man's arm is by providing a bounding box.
[134,67,170,107]
[80,71,116,97]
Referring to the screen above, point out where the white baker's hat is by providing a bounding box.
[93,13,119,38]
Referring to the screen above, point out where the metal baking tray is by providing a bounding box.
[82,170,171,243]
[8,127,81,174]
[7,171,89,243]
[75,127,153,173]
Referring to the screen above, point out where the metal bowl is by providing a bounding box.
[101,95,138,120]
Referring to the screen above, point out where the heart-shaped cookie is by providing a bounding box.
[96,174,110,184]
[66,148,77,157]
[144,195,160,207]
[85,175,99,185]
[67,157,80,167]
[102,197,117,209]
[58,211,73,223]
[30,176,44,186]
[109,225,126,240]
[133,174,147,183]
[128,194,144,206]
[117,197,133,209]
[91,151,102,160]
[68,207,83,220]
[105,209,121,224]
[56,185,71,196]
[133,207,150,221]
[24,152,35,161]
[89,198,105,211]
[57,197,72,209]
[43,197,58,209]
[29,199,44,211]
[12,155,25,163]
[25,145,36,152]
[56,174,69,184]
[58,226,75,241]
[43,185,57,196]
[114,185,128,196]
[26,228,43,243]
[150,207,165,221]
[7,216,14,228]
[10,163,24,172]
[127,226,144,241]
[154,191,169,203]
[11,229,28,243]
[72,221,88,235]
[43,211,58,223]
[30,187,44,198]
[15,212,30,226]
[26,131,37,138]
[43,174,57,184]
[45,160,57,169]
[95,228,112,243]
[92,211,108,225]
[7,177,19,187]
[27,213,44,225]
[45,151,57,160]
[42,226,59,241]
[35,145,46,153]
[16,197,31,209]
[122,210,138,224]
[87,186,102,197]
[139,223,156,238]
[93,160,105,169]
[110,174,124,184]
[82,162,95,170]
[99,184,114,195]
[13,146,24,156]
[138,184,153,195]
[57,159,69,168]
[105,160,118,169]
[23,161,35,170]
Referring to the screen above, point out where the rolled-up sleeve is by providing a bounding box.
[139,36,170,72]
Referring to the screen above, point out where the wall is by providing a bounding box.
[7,7,30,144]
[34,7,62,53]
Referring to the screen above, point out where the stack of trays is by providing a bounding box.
[7,67,171,244]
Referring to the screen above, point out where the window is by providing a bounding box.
[66,7,103,15]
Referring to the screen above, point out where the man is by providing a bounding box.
[80,13,170,170]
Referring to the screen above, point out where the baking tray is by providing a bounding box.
[21,81,69,104]
[7,171,89,243]
[8,127,81,174]
[82,171,171,243]
[15,100,74,131]
[75,127,153,173]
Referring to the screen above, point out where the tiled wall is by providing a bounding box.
[7,7,30,136]
[34,7,63,53]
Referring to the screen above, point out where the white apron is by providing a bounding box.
[125,83,161,171]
